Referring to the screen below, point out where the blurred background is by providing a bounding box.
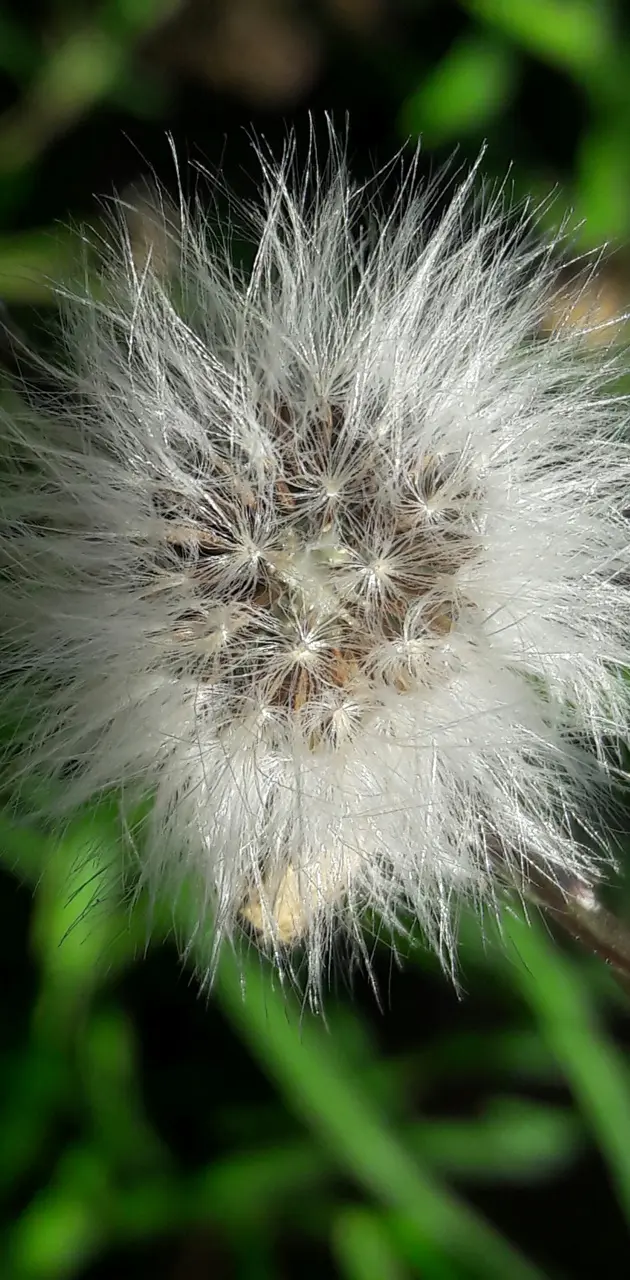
[3,1,630,1277]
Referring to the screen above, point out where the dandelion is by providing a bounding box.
[1,134,630,993]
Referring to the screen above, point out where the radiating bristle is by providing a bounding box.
[1,130,629,996]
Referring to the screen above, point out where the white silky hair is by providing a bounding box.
[1,130,630,993]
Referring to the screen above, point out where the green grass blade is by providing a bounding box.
[503,907,630,1223]
[215,952,547,1280]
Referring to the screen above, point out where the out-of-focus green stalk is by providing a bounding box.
[503,907,630,1224]
[215,950,546,1280]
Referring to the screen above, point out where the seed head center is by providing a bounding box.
[159,405,480,744]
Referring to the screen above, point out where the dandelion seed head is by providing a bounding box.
[2,130,630,994]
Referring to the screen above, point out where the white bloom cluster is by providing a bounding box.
[2,139,629,989]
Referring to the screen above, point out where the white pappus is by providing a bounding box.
[1,134,630,993]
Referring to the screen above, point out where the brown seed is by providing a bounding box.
[275,478,296,510]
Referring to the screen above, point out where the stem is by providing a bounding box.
[524,869,630,997]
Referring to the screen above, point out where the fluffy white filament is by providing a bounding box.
[1,137,630,991]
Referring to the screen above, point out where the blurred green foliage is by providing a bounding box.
[2,1,630,1277]
[3,802,630,1278]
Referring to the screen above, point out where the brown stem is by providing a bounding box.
[524,869,630,998]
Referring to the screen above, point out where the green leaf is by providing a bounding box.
[79,1008,167,1173]
[29,809,134,1027]
[416,1028,561,1084]
[193,1144,328,1228]
[0,1046,71,1200]
[575,122,630,245]
[400,35,517,145]
[5,1149,108,1279]
[332,1208,410,1280]
[0,229,80,304]
[102,0,184,40]
[415,1097,582,1181]
[0,809,55,882]
[463,0,613,80]
[502,908,630,1224]
[215,951,547,1280]
[30,31,124,121]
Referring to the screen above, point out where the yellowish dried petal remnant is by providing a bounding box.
[240,851,357,945]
